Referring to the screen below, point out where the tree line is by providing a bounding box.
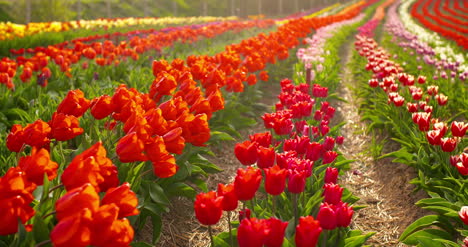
[0,0,347,24]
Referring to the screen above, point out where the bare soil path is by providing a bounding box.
[335,39,427,246]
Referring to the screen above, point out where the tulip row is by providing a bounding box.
[351,5,468,245]
[382,2,467,116]
[0,19,275,90]
[399,0,467,73]
[0,16,237,41]
[192,2,383,246]
[410,0,468,49]
[0,3,368,246]
[385,1,468,81]
[194,78,368,247]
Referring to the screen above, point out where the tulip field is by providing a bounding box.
[0,0,466,246]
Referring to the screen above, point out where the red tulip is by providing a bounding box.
[55,183,100,221]
[317,203,337,230]
[56,89,90,118]
[336,202,354,227]
[295,216,322,247]
[0,167,36,236]
[288,170,307,194]
[102,182,139,218]
[90,205,134,247]
[48,112,84,141]
[194,191,223,225]
[426,129,443,145]
[440,137,457,152]
[460,206,468,225]
[18,147,58,185]
[90,95,116,120]
[234,140,258,166]
[264,218,288,247]
[249,132,272,147]
[455,153,468,176]
[234,167,262,201]
[217,183,238,211]
[451,121,467,137]
[50,208,93,247]
[264,165,288,196]
[257,146,275,169]
[305,142,322,161]
[323,183,343,205]
[237,218,270,247]
[324,167,339,184]
[323,136,335,151]
[323,151,338,164]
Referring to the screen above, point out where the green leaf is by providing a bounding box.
[432,239,461,247]
[378,147,414,163]
[213,236,231,247]
[402,229,452,245]
[166,182,197,199]
[344,232,375,247]
[148,182,170,206]
[209,131,235,142]
[131,242,154,247]
[32,216,50,243]
[400,215,443,242]
[151,214,162,244]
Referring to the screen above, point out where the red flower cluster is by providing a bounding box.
[411,0,468,49]
[2,20,276,90]
[51,183,138,247]
[354,32,466,175]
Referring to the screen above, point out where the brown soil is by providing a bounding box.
[135,82,282,247]
[335,40,427,246]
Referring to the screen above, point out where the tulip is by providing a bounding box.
[18,147,58,185]
[56,89,91,118]
[336,202,354,227]
[194,191,223,226]
[455,153,468,176]
[264,218,288,247]
[451,121,467,137]
[55,183,100,221]
[288,170,307,194]
[234,167,262,201]
[264,165,288,196]
[317,203,337,230]
[257,146,276,169]
[48,112,84,141]
[237,218,270,247]
[440,137,457,152]
[249,132,272,147]
[324,167,339,184]
[323,183,343,205]
[217,183,238,211]
[234,140,258,166]
[459,206,468,225]
[323,151,338,164]
[0,167,36,236]
[295,216,322,247]
[426,129,443,145]
[102,182,139,218]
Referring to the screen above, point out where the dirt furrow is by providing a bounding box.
[335,40,426,246]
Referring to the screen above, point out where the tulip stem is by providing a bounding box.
[49,184,64,194]
[208,225,214,247]
[293,193,298,227]
[227,211,233,246]
[42,210,56,219]
[272,195,276,217]
[321,230,328,247]
[35,239,51,247]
